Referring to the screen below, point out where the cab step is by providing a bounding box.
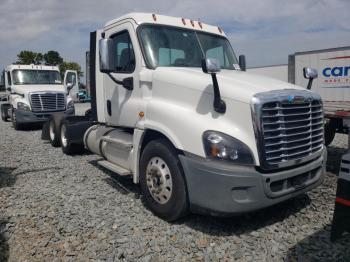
[97,160,130,176]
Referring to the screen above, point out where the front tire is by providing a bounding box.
[140,139,188,221]
[49,119,60,147]
[60,122,84,155]
[325,121,336,146]
[11,109,23,130]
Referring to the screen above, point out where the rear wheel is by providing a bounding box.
[1,104,9,122]
[60,122,84,155]
[140,139,188,221]
[49,119,60,147]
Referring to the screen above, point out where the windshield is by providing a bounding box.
[138,25,238,70]
[12,70,62,85]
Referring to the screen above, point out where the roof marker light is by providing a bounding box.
[218,26,222,34]
[190,20,195,27]
[181,18,186,25]
[198,21,203,29]
[152,14,157,22]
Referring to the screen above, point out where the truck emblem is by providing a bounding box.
[286,95,305,104]
[287,95,295,103]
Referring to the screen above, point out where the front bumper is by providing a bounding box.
[179,148,326,216]
[15,107,75,123]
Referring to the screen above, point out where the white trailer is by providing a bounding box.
[43,13,326,221]
[249,46,350,145]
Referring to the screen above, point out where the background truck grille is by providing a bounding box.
[30,93,66,112]
[252,90,324,170]
[261,99,323,166]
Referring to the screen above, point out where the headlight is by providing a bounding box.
[67,100,74,109]
[203,131,255,165]
[17,102,30,111]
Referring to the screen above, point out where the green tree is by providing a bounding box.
[16,51,43,65]
[59,62,83,79]
[43,50,63,66]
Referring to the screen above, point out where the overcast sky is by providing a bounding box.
[1,0,349,81]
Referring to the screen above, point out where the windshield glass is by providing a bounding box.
[138,25,238,70]
[12,70,62,85]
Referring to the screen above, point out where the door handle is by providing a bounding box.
[107,100,112,116]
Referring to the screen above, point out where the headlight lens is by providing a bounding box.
[17,102,30,111]
[203,131,255,165]
[67,100,74,109]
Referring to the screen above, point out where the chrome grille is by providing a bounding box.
[30,93,66,112]
[252,90,324,170]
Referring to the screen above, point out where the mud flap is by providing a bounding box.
[331,153,350,242]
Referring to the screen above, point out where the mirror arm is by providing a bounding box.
[10,92,24,98]
[106,73,133,90]
[211,74,226,114]
[307,78,313,90]
[107,72,123,85]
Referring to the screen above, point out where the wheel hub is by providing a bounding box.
[146,157,173,204]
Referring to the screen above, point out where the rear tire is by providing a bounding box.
[60,122,84,155]
[139,139,188,221]
[49,119,60,147]
[1,104,9,122]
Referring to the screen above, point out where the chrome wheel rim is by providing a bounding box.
[146,157,173,204]
[61,125,68,147]
[49,121,55,141]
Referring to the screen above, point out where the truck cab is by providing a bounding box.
[1,64,78,129]
[46,13,326,221]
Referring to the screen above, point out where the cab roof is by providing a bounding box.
[6,64,59,71]
[104,12,227,37]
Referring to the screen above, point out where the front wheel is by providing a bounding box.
[139,139,188,221]
[11,109,23,130]
[49,119,60,147]
[325,121,336,146]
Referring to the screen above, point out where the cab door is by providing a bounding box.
[5,70,13,104]
[103,22,141,127]
[64,70,79,101]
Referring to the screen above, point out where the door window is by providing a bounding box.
[65,72,76,86]
[7,72,12,85]
[111,31,135,73]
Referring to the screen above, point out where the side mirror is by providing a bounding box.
[303,67,318,90]
[239,55,246,71]
[201,58,226,114]
[303,67,318,79]
[6,87,11,92]
[201,58,221,74]
[99,38,116,73]
[66,82,73,91]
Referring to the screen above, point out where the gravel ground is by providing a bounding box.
[1,102,350,261]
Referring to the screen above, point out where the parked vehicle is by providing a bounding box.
[43,13,326,221]
[249,46,350,145]
[0,64,78,130]
[77,89,91,102]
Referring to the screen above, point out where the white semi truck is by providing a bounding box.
[1,64,78,129]
[43,13,326,221]
[249,46,350,145]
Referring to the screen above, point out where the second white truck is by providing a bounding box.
[1,64,78,129]
[43,13,326,221]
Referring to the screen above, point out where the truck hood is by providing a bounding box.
[12,84,66,95]
[153,67,305,104]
